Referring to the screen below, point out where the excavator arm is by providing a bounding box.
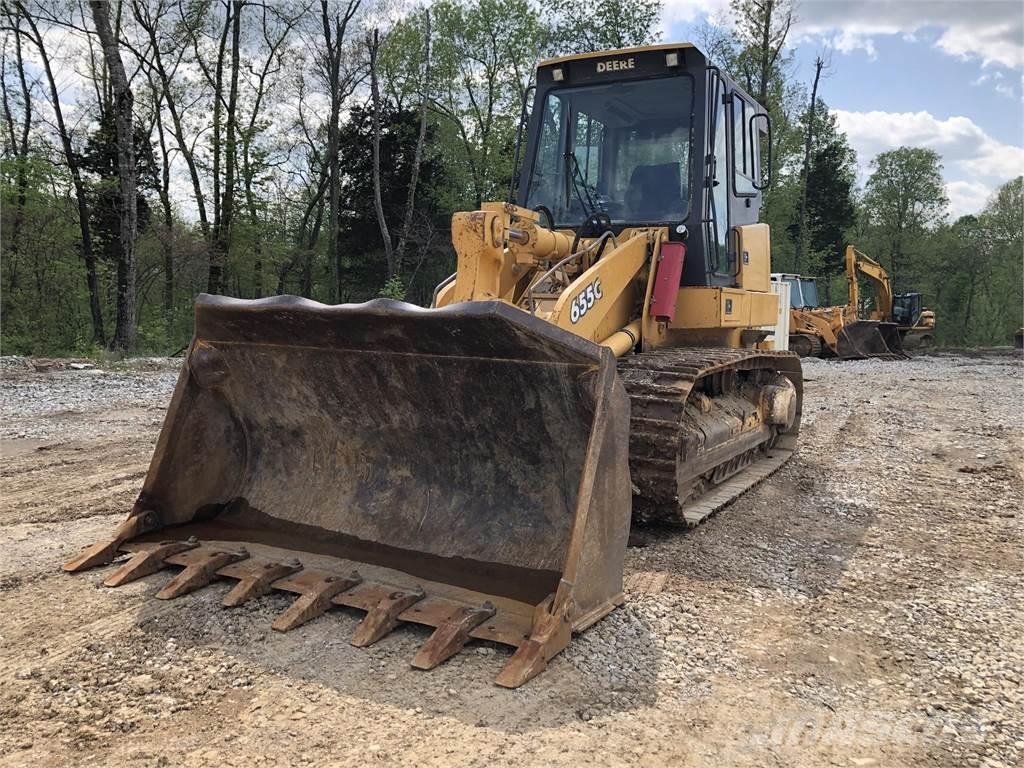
[845,245,893,322]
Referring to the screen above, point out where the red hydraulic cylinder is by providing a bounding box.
[649,241,686,323]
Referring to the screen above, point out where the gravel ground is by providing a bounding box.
[0,351,1021,767]
[0,357,179,445]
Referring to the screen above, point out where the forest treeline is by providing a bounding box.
[1,0,1021,354]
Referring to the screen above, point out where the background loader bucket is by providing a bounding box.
[835,320,906,360]
[65,295,631,687]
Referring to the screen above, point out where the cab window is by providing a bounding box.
[525,76,695,226]
[711,90,729,265]
[731,94,758,195]
[574,111,604,184]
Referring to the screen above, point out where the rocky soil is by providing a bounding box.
[0,351,1021,767]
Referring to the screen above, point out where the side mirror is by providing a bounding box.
[749,112,772,191]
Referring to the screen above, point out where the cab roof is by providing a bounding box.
[539,43,698,68]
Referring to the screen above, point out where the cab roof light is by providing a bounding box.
[666,52,680,67]
[552,67,565,82]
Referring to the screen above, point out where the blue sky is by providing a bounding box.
[663,0,1024,217]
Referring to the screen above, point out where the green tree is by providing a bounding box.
[862,147,947,291]
[420,0,546,208]
[706,0,805,274]
[543,0,662,54]
[730,0,795,109]
[333,103,446,302]
[970,177,1023,343]
[783,102,857,297]
[885,177,1020,347]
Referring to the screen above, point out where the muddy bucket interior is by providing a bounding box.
[65,296,631,687]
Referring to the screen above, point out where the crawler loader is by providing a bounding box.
[66,43,801,688]
[773,246,906,359]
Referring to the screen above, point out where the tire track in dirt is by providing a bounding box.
[0,436,153,526]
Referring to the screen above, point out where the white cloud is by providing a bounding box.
[661,0,731,26]
[792,1,1024,69]
[945,180,994,218]
[831,108,1024,217]
[665,0,1023,70]
[972,71,1005,87]
[833,108,1024,216]
[834,109,1024,178]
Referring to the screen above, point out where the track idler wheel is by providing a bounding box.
[762,377,798,430]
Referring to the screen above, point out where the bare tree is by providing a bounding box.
[195,0,239,294]
[367,28,393,275]
[14,0,105,345]
[393,9,431,275]
[278,70,332,296]
[89,0,138,351]
[0,4,33,290]
[733,0,795,108]
[142,71,175,334]
[318,0,363,302]
[239,2,302,298]
[794,54,828,273]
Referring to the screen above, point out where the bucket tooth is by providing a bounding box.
[350,587,426,647]
[64,538,128,574]
[155,548,248,600]
[495,595,572,689]
[271,571,361,633]
[410,602,496,670]
[63,511,158,572]
[103,540,200,587]
[495,638,548,688]
[220,559,303,608]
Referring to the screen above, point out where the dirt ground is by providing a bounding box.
[1,352,1021,768]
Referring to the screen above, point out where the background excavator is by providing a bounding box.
[848,248,936,350]
[773,246,909,359]
[65,43,801,688]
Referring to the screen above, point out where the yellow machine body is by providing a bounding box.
[65,43,802,689]
[779,246,908,359]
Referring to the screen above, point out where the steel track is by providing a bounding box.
[618,347,803,526]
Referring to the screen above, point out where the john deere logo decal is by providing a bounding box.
[597,58,635,74]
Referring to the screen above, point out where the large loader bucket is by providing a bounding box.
[835,320,906,360]
[65,295,631,688]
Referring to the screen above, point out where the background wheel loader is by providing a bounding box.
[66,43,802,688]
[772,246,909,359]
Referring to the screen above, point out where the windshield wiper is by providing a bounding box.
[564,151,599,218]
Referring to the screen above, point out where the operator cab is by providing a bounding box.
[771,273,820,309]
[517,43,771,290]
[893,292,923,326]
